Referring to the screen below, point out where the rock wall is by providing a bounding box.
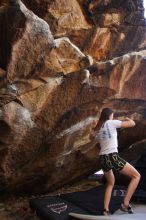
[0,0,146,194]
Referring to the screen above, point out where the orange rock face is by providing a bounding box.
[0,0,145,194]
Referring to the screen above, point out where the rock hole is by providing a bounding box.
[0,120,11,137]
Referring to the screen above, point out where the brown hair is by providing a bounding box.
[94,108,113,131]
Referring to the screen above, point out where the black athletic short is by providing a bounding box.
[99,152,126,172]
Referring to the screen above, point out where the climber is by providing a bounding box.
[90,108,141,215]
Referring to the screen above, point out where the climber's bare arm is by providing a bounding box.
[121,117,135,128]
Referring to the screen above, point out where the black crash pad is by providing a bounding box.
[30,185,123,220]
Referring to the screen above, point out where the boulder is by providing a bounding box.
[0,0,145,194]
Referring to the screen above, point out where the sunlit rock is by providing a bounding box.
[22,0,91,36]
[46,37,93,74]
